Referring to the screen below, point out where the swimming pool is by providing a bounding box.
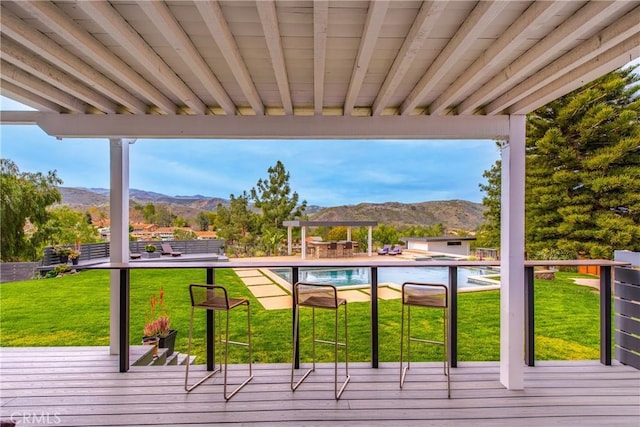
[271,266,499,289]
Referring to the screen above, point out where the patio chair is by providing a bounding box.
[161,243,182,257]
[327,241,338,258]
[185,284,253,400]
[388,245,403,256]
[291,282,350,400]
[377,244,391,255]
[399,282,450,398]
[342,241,353,257]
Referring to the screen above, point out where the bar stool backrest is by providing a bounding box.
[189,284,231,310]
[295,282,343,309]
[402,282,448,308]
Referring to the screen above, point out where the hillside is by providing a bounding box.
[57,187,229,220]
[57,187,486,231]
[310,200,486,231]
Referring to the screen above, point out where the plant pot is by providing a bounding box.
[142,336,159,358]
[159,330,178,356]
[142,252,161,259]
[59,255,69,264]
[71,258,79,265]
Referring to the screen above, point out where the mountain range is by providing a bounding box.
[58,187,486,231]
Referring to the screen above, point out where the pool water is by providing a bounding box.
[271,266,499,289]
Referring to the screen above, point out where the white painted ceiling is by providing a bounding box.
[1,1,638,138]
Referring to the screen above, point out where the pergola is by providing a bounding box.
[282,220,378,257]
[1,0,638,391]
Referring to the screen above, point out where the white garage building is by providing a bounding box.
[403,237,476,257]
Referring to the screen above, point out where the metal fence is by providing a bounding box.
[614,266,640,369]
[0,262,41,283]
[41,240,225,266]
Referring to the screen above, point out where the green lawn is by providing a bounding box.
[0,268,603,364]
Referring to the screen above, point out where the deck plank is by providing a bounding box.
[1,347,638,426]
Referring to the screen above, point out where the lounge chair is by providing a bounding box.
[161,243,182,257]
[377,244,391,255]
[388,245,403,256]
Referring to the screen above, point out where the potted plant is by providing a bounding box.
[143,244,160,258]
[53,245,72,264]
[68,249,81,265]
[142,288,177,356]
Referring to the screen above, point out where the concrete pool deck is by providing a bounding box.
[231,252,410,310]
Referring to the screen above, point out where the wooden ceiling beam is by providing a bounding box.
[1,37,119,114]
[429,1,565,116]
[510,34,640,115]
[16,0,176,114]
[371,1,447,116]
[78,1,206,115]
[486,6,640,115]
[313,1,328,116]
[0,79,61,113]
[195,0,262,116]
[400,1,510,115]
[458,1,628,115]
[0,6,147,114]
[1,60,88,113]
[16,113,510,140]
[256,0,293,115]
[343,0,389,115]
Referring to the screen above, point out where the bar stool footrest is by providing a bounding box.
[185,367,221,392]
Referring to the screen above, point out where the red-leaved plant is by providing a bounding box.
[143,288,171,337]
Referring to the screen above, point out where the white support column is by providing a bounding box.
[499,115,526,390]
[109,138,131,355]
[367,226,373,256]
[301,226,307,260]
[347,227,352,241]
[287,225,293,255]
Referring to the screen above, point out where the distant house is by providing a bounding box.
[402,236,476,256]
[195,231,218,240]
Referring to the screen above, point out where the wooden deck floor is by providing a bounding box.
[1,347,638,426]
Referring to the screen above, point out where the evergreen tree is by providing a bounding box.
[196,211,210,231]
[142,203,155,223]
[476,153,502,249]
[0,159,62,261]
[216,192,258,256]
[479,67,640,258]
[250,161,307,233]
[527,67,639,258]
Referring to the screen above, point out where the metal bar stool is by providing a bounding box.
[291,282,351,400]
[399,282,450,398]
[185,284,253,400]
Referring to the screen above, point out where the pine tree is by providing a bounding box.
[250,160,307,233]
[476,147,502,249]
[527,67,639,258]
[479,67,640,258]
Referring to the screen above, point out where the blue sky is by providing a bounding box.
[0,109,499,206]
